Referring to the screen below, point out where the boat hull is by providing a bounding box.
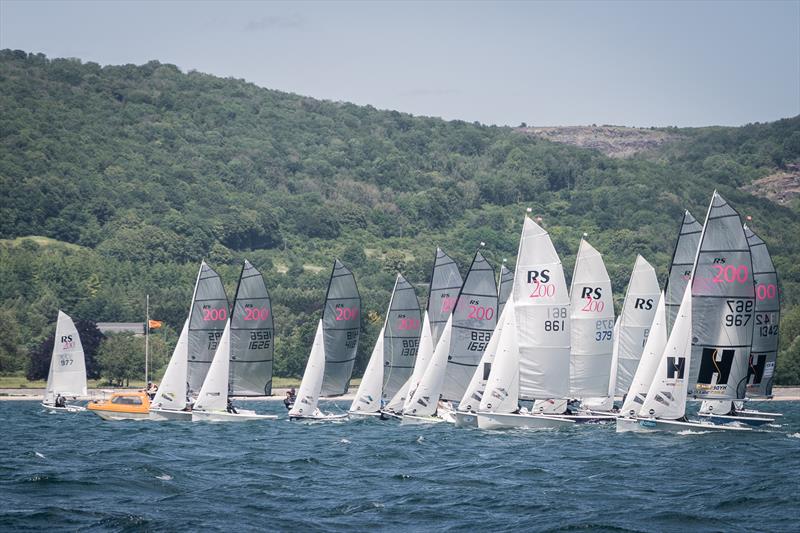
[90,409,151,421]
[454,411,478,428]
[149,408,193,421]
[616,416,752,433]
[697,413,773,427]
[347,410,383,420]
[289,413,348,422]
[41,402,85,413]
[738,409,783,417]
[400,414,445,425]
[477,412,576,430]
[192,410,278,422]
[547,413,617,424]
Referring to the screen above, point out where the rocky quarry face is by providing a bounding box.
[741,162,800,206]
[516,125,676,158]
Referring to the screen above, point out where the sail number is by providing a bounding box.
[544,307,567,332]
[401,339,419,357]
[529,280,556,299]
[595,319,614,341]
[335,306,359,321]
[203,307,228,321]
[467,303,495,320]
[756,283,777,301]
[581,296,605,313]
[243,307,270,321]
[755,313,779,336]
[468,331,491,352]
[207,331,222,350]
[59,357,75,366]
[397,317,420,330]
[724,299,753,327]
[248,330,272,349]
[440,295,457,313]
[712,264,748,284]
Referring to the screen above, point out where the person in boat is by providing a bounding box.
[55,394,66,408]
[226,397,238,414]
[146,381,158,399]
[283,388,296,410]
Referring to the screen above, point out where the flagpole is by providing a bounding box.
[145,294,149,386]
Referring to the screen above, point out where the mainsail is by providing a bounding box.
[187,261,229,396]
[381,274,422,401]
[151,320,189,411]
[400,311,435,412]
[689,192,755,400]
[44,310,87,404]
[744,225,780,397]
[229,260,274,396]
[569,239,615,397]
[441,251,498,401]
[664,211,702,332]
[497,263,514,317]
[320,259,361,396]
[427,248,463,346]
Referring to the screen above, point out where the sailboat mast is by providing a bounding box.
[145,294,149,385]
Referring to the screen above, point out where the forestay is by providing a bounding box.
[151,320,189,411]
[427,248,463,347]
[744,225,780,397]
[320,260,361,397]
[664,211,702,332]
[381,274,422,401]
[44,311,87,404]
[229,260,274,396]
[187,261,229,396]
[640,284,692,420]
[195,321,232,412]
[689,192,754,400]
[497,263,514,317]
[441,251,498,402]
[569,239,615,397]
[515,217,570,400]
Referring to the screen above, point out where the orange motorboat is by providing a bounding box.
[87,391,151,420]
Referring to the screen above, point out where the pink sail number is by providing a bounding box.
[243,307,270,321]
[203,308,227,321]
[712,264,748,284]
[335,307,359,321]
[756,283,777,301]
[581,297,605,313]
[397,318,420,330]
[440,297,457,313]
[467,305,495,320]
[529,280,556,299]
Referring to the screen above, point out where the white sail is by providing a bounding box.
[619,293,668,417]
[402,311,435,412]
[583,318,620,411]
[151,320,189,411]
[44,310,87,403]
[640,284,692,420]
[404,315,453,417]
[569,239,615,397]
[289,320,326,417]
[349,328,385,414]
[614,255,660,395]
[458,303,511,413]
[515,217,570,400]
[384,377,410,413]
[194,321,232,412]
[479,298,520,414]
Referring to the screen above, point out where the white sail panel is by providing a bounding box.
[640,284,692,420]
[514,217,570,400]
[44,310,87,403]
[382,274,422,401]
[497,263,514,317]
[427,248,463,346]
[229,260,274,396]
[442,251,498,401]
[290,321,326,417]
[689,192,754,400]
[458,303,511,413]
[402,311,435,412]
[569,239,615,397]
[195,321,232,412]
[187,261,229,396]
[620,293,668,417]
[349,328,385,414]
[615,255,661,395]
[480,299,520,414]
[385,377,410,412]
[151,320,189,411]
[405,315,453,417]
[744,225,780,397]
[665,211,702,332]
[320,259,361,396]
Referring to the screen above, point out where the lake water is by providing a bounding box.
[1,400,799,532]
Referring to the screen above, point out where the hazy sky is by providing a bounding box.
[1,0,798,127]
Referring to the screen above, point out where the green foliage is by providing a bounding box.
[1,50,799,383]
[96,332,169,386]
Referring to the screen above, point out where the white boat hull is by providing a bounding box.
[90,410,151,421]
[42,402,85,413]
[289,412,348,422]
[477,412,576,430]
[149,408,193,421]
[400,414,446,425]
[738,408,783,417]
[347,410,383,420]
[616,416,752,433]
[697,413,773,427]
[454,411,479,428]
[192,410,278,422]
[547,413,617,424]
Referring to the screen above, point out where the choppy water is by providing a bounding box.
[1,400,799,532]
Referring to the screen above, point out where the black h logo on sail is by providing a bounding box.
[697,348,735,385]
[747,354,766,384]
[666,357,686,379]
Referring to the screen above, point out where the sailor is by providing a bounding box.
[55,394,66,408]
[283,388,296,410]
[226,397,238,414]
[146,381,158,399]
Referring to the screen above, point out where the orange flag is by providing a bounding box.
[148,319,163,330]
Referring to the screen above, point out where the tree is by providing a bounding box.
[96,332,169,386]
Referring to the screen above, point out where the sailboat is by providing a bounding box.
[150,261,228,421]
[583,255,660,413]
[697,224,781,426]
[289,259,361,421]
[349,274,421,419]
[478,216,575,430]
[192,260,278,422]
[389,248,462,417]
[402,250,497,424]
[42,311,87,412]
[664,210,702,332]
